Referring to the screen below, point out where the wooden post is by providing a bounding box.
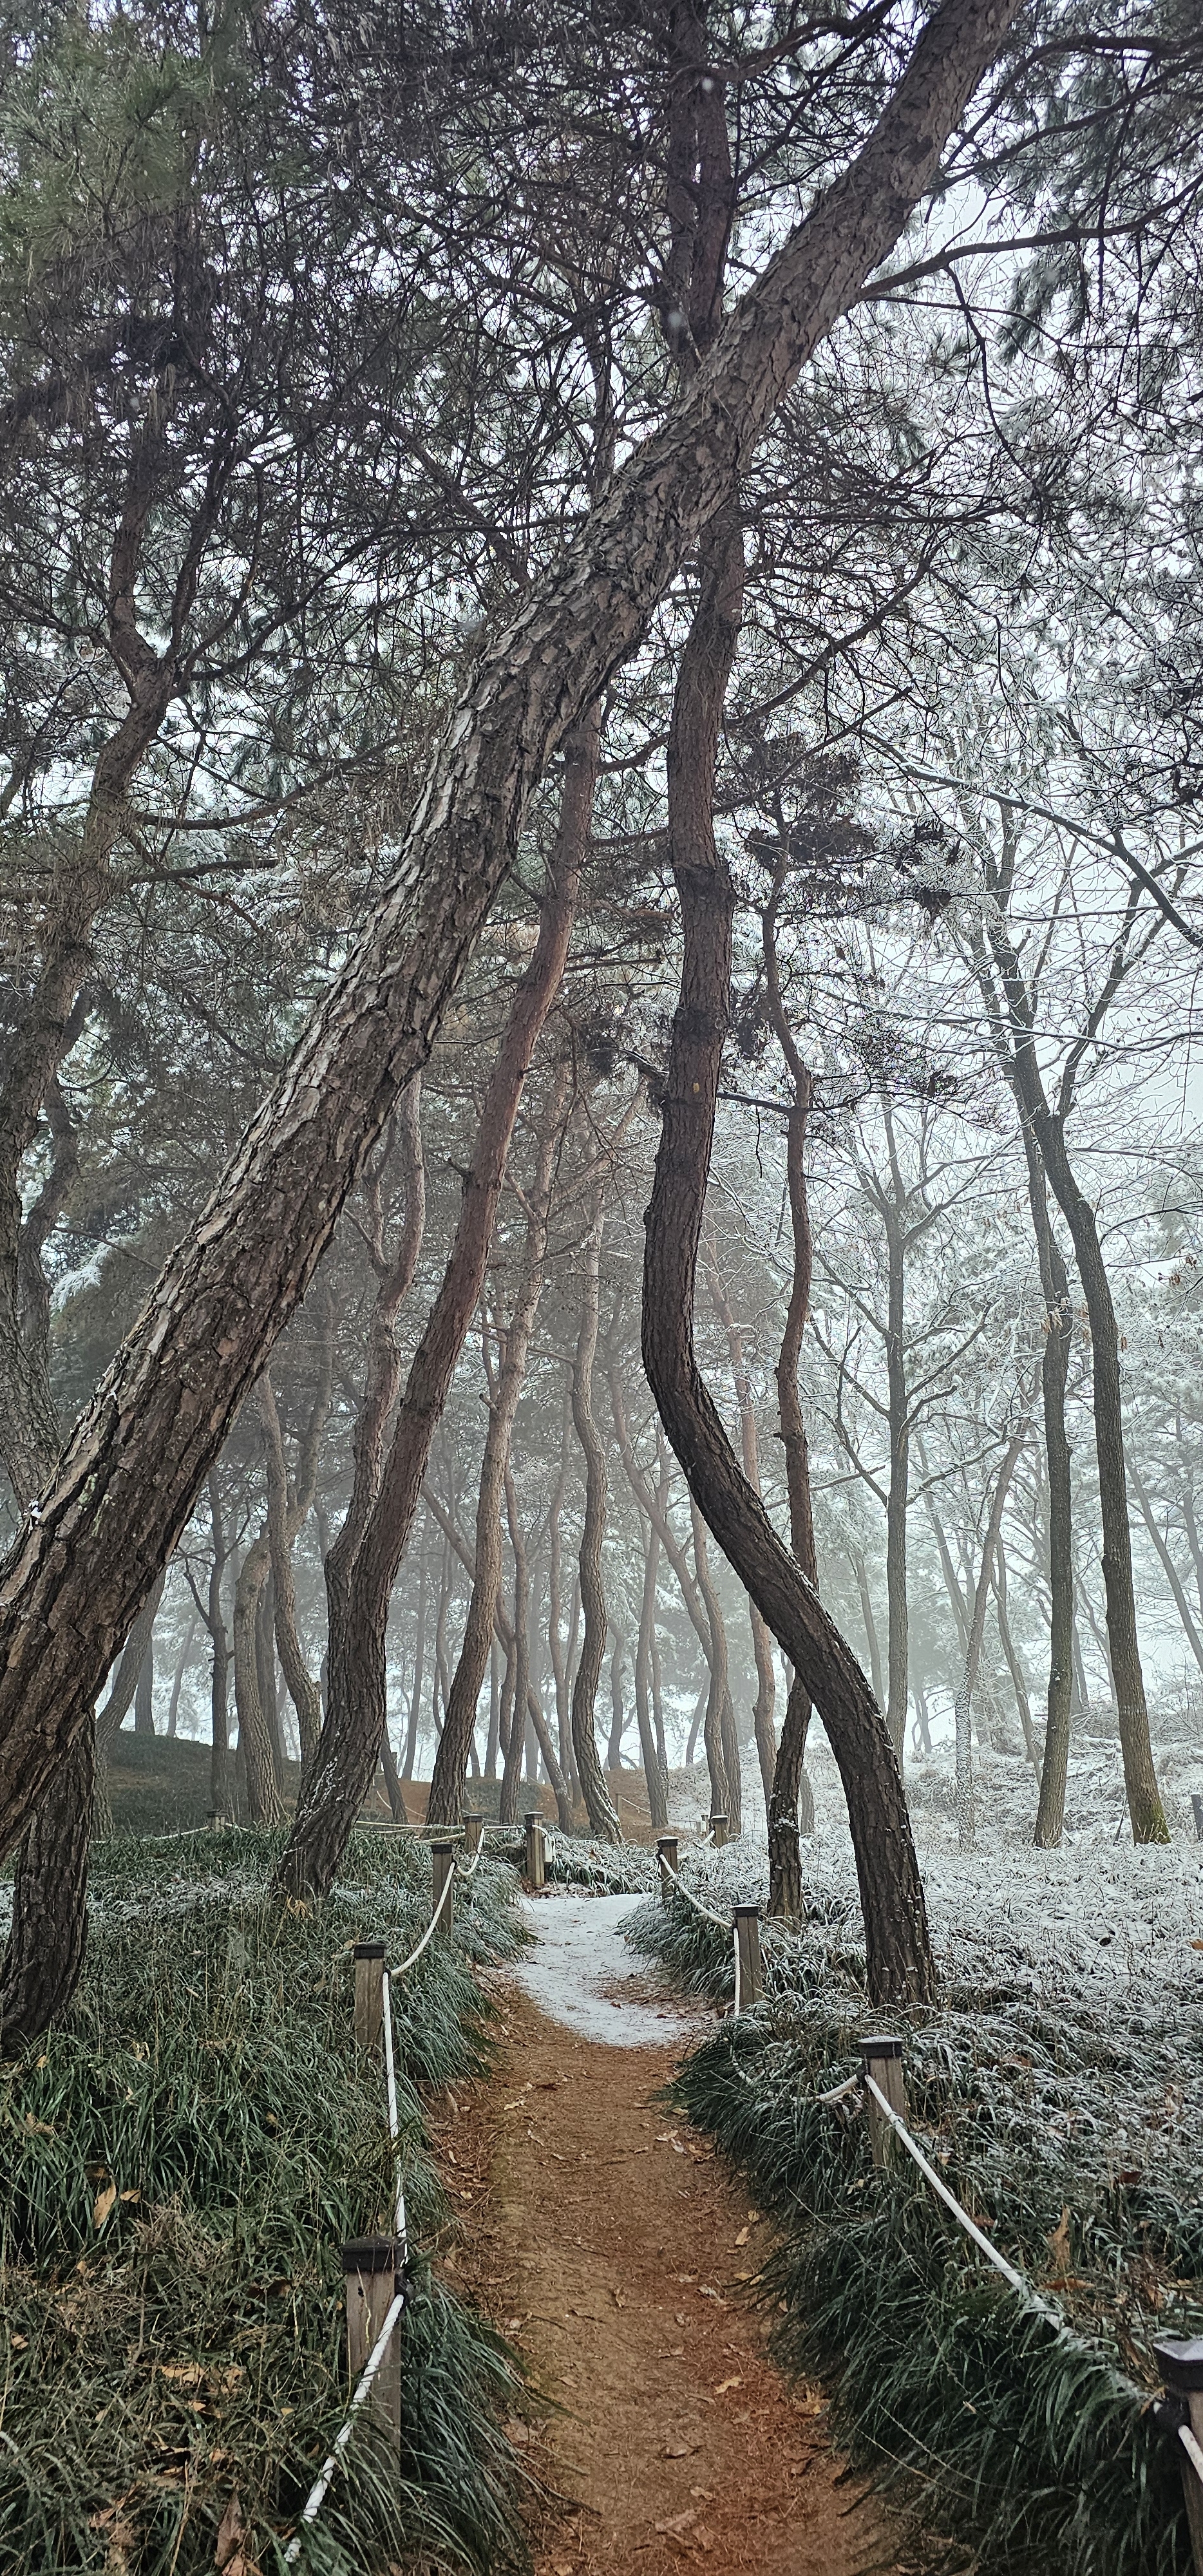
[430,1840,455,1944]
[524,1810,546,1892]
[858,2034,906,2168]
[708,1811,728,1849]
[1155,2338,1203,2574]
[353,1939,385,2050]
[343,2235,403,2444]
[462,1810,484,1857]
[734,1903,763,2005]
[1192,1794,1203,1844]
[656,1835,679,1904]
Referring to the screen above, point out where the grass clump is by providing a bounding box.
[626,1891,1200,2576]
[0,1830,529,2576]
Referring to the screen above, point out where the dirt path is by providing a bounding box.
[435,1891,900,2576]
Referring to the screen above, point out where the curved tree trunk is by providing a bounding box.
[569,1195,621,1841]
[276,710,597,1898]
[761,893,819,1911]
[641,441,933,1996]
[991,1539,1042,1777]
[0,0,1021,1906]
[690,1500,734,1829]
[428,1060,571,1824]
[954,1420,1029,1848]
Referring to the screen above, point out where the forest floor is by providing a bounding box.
[433,1891,904,2576]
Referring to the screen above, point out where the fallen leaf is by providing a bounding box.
[661,2438,700,2458]
[1191,1940,1203,1952]
[8,2333,26,2351]
[215,2491,245,2571]
[674,2311,687,2327]
[713,2376,743,2394]
[93,2181,117,2230]
[689,2486,714,2501]
[119,2189,141,2205]
[161,2362,204,2387]
[655,2509,697,2536]
[24,2112,55,2137]
[734,2226,749,2247]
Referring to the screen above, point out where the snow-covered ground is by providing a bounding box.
[507,1890,704,2046]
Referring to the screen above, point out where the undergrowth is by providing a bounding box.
[629,1889,1200,2576]
[0,1829,530,2576]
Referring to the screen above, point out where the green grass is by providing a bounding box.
[627,1890,1200,2576]
[0,1830,531,2575]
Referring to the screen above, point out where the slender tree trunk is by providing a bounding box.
[428,1061,572,1823]
[1018,1136,1075,1845]
[607,1636,626,1772]
[569,1197,622,1841]
[92,1569,168,1839]
[206,1472,234,1819]
[690,1501,735,1828]
[233,1520,283,1827]
[991,1539,1042,1779]
[954,1423,1028,1848]
[1130,1466,1203,1677]
[166,1615,196,1739]
[420,1478,573,1824]
[486,1641,500,1779]
[256,1571,287,1776]
[849,1546,885,1708]
[705,1244,777,1803]
[761,900,820,1911]
[547,1388,573,1787]
[277,715,595,1897]
[258,1317,334,1780]
[634,1506,670,1828]
[685,1673,708,1770]
[379,1725,410,1823]
[499,1470,534,1823]
[403,1530,428,1779]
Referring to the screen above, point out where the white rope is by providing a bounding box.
[381,1971,409,2261]
[283,2290,406,2564]
[862,2075,1027,2294]
[385,1857,456,1978]
[1181,2424,1203,2488]
[656,1850,730,1931]
[456,1834,484,1880]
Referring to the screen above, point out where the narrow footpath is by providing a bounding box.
[435,1891,902,2576]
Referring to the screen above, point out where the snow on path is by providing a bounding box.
[507,1889,702,2047]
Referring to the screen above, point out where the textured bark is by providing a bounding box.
[953,1423,1028,1848]
[991,1540,1042,1777]
[849,1546,884,1708]
[988,929,1167,1843]
[1020,1135,1074,1844]
[641,475,933,2005]
[259,1302,334,1777]
[569,1197,621,1841]
[499,1470,534,1823]
[547,1389,574,1788]
[402,1528,428,1780]
[93,1569,167,1837]
[705,1244,777,1803]
[166,1616,196,1739]
[428,1059,574,1825]
[278,726,589,1897]
[0,0,1021,1873]
[133,1637,156,1739]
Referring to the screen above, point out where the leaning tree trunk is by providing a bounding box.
[428,1059,571,1824]
[0,0,1021,1892]
[569,1197,622,1842]
[276,723,593,1899]
[641,484,934,2000]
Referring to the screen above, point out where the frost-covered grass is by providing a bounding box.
[625,1774,1203,2575]
[0,1830,532,2576]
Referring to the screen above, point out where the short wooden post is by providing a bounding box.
[343,2235,403,2444]
[462,1810,484,1857]
[734,1903,763,2005]
[353,1939,386,2050]
[430,1840,456,1944]
[1155,2338,1203,2573]
[524,1810,546,1891]
[1192,1794,1203,1844]
[858,2034,906,2168]
[708,1811,728,1850]
[656,1835,679,1904]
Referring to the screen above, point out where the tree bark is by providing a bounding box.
[233,1513,283,1827]
[420,1477,573,1824]
[634,1502,670,1829]
[133,1635,156,1738]
[259,1300,334,1778]
[166,1616,196,1739]
[428,1057,573,1824]
[690,1501,737,1828]
[92,1569,167,1839]
[991,1539,1043,1779]
[499,1468,535,1823]
[569,1195,622,1841]
[0,0,1021,1879]
[205,1472,234,1818]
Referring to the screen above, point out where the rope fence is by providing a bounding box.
[284,1817,489,2564]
